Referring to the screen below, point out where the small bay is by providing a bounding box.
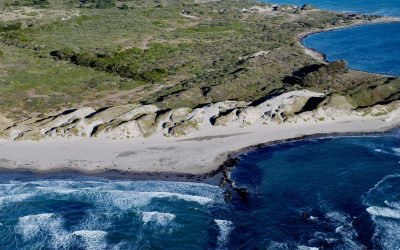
[268,0,400,17]
[303,23,400,76]
[270,0,400,76]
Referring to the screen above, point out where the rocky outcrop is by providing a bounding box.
[169,108,205,136]
[0,114,13,131]
[1,90,399,141]
[239,50,271,62]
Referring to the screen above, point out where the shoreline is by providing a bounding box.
[1,13,400,181]
[0,127,396,184]
[1,113,400,179]
[297,16,400,77]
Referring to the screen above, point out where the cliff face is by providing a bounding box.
[2,90,399,141]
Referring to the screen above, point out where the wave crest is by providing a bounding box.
[215,219,234,249]
[142,212,176,226]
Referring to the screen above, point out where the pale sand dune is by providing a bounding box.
[1,90,399,175]
[0,114,399,175]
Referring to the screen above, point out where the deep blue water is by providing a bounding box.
[303,23,400,76]
[0,177,228,249]
[268,0,400,16]
[230,132,400,249]
[1,1,399,249]
[2,132,400,249]
[268,0,400,76]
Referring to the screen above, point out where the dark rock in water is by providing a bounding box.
[301,211,309,220]
[235,187,249,201]
[225,190,232,202]
[272,5,280,11]
[301,4,315,11]
[219,178,228,188]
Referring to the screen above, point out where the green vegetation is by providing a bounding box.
[0,23,22,33]
[6,0,49,8]
[79,0,116,9]
[51,43,184,82]
[0,0,397,119]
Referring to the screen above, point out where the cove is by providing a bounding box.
[268,0,400,76]
[303,22,400,77]
[267,0,400,17]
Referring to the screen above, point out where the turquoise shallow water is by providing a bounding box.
[2,132,400,249]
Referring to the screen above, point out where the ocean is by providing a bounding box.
[2,0,400,249]
[2,132,400,249]
[303,23,400,77]
[229,132,400,248]
[271,0,400,76]
[268,0,400,17]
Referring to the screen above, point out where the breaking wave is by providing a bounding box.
[0,177,224,249]
[71,230,108,250]
[367,206,400,219]
[142,212,176,226]
[363,174,400,249]
[215,219,234,249]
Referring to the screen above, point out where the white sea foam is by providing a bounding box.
[3,179,223,248]
[71,230,108,250]
[325,211,364,249]
[297,246,318,250]
[23,180,221,211]
[369,215,400,249]
[312,231,338,244]
[334,225,364,250]
[16,212,71,249]
[325,211,349,224]
[391,147,400,155]
[367,206,400,219]
[365,174,400,195]
[267,241,289,249]
[94,190,214,210]
[15,212,111,249]
[15,181,217,213]
[16,213,61,240]
[142,212,176,226]
[74,211,113,233]
[149,192,214,205]
[0,193,33,206]
[364,175,400,249]
[215,219,234,249]
[363,174,400,207]
[36,186,78,194]
[0,179,221,208]
[384,200,400,209]
[373,148,396,156]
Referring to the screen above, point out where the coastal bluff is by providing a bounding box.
[1,89,400,175]
[1,90,399,141]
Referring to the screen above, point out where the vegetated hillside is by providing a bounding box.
[0,0,398,120]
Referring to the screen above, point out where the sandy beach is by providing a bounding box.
[1,111,399,175]
[0,16,399,177]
